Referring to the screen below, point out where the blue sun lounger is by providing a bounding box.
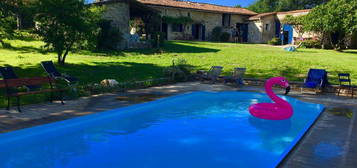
[302,69,328,93]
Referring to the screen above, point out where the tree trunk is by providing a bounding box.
[17,14,22,30]
[0,39,5,47]
[60,41,75,66]
[57,52,64,65]
[321,33,326,49]
[329,33,336,50]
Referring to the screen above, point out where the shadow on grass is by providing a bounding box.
[296,50,319,54]
[0,61,169,107]
[79,50,125,57]
[247,66,305,82]
[4,45,48,54]
[0,61,199,108]
[3,40,220,57]
[163,41,220,54]
[342,50,357,54]
[2,61,178,83]
[80,41,220,56]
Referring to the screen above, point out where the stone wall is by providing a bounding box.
[277,11,315,44]
[248,11,315,44]
[260,15,277,43]
[248,15,277,43]
[150,6,249,41]
[248,21,263,43]
[102,2,130,49]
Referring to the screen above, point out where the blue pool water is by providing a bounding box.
[0,92,324,168]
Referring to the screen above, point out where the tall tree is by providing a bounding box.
[303,0,357,50]
[0,0,17,47]
[248,0,330,13]
[34,0,101,65]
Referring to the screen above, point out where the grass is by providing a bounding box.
[1,38,357,106]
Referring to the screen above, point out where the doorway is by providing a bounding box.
[236,23,248,42]
[281,24,293,45]
[192,24,206,40]
[161,23,168,40]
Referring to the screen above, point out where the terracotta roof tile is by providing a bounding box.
[277,9,311,15]
[137,0,257,15]
[248,12,277,20]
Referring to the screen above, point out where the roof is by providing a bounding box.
[91,0,130,4]
[248,9,311,21]
[137,0,257,15]
[248,12,277,21]
[277,9,311,15]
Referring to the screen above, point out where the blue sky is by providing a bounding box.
[87,0,256,7]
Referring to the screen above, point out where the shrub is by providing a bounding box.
[97,20,123,51]
[220,32,231,42]
[151,31,166,48]
[300,40,321,48]
[268,37,282,45]
[164,58,193,81]
[211,26,222,41]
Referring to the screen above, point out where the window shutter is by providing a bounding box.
[228,14,231,26]
[222,14,225,26]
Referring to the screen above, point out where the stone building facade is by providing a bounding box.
[94,0,316,49]
[93,0,131,49]
[137,0,256,41]
[248,9,314,44]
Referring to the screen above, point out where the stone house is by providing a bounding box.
[137,0,257,41]
[93,0,316,48]
[248,9,314,44]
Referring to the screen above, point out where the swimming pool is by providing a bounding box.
[0,92,324,168]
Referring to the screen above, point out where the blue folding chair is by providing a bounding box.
[302,69,328,93]
[338,73,355,98]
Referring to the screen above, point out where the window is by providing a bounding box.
[187,12,191,17]
[172,24,183,32]
[265,24,270,31]
[222,14,231,27]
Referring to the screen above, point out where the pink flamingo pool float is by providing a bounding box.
[249,77,293,120]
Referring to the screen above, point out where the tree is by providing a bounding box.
[248,0,330,13]
[248,0,277,13]
[235,4,242,8]
[34,0,100,65]
[15,0,38,29]
[282,15,306,39]
[303,0,357,50]
[0,0,17,47]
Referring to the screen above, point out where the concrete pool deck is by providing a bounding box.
[0,82,356,167]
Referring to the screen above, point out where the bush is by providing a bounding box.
[151,31,166,48]
[211,26,222,41]
[300,40,321,48]
[220,32,230,42]
[164,58,193,81]
[97,20,123,50]
[268,37,282,45]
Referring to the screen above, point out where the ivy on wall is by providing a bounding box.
[162,16,193,24]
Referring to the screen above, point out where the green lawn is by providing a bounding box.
[0,38,357,106]
[1,39,356,84]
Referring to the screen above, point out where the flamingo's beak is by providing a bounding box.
[285,86,291,95]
